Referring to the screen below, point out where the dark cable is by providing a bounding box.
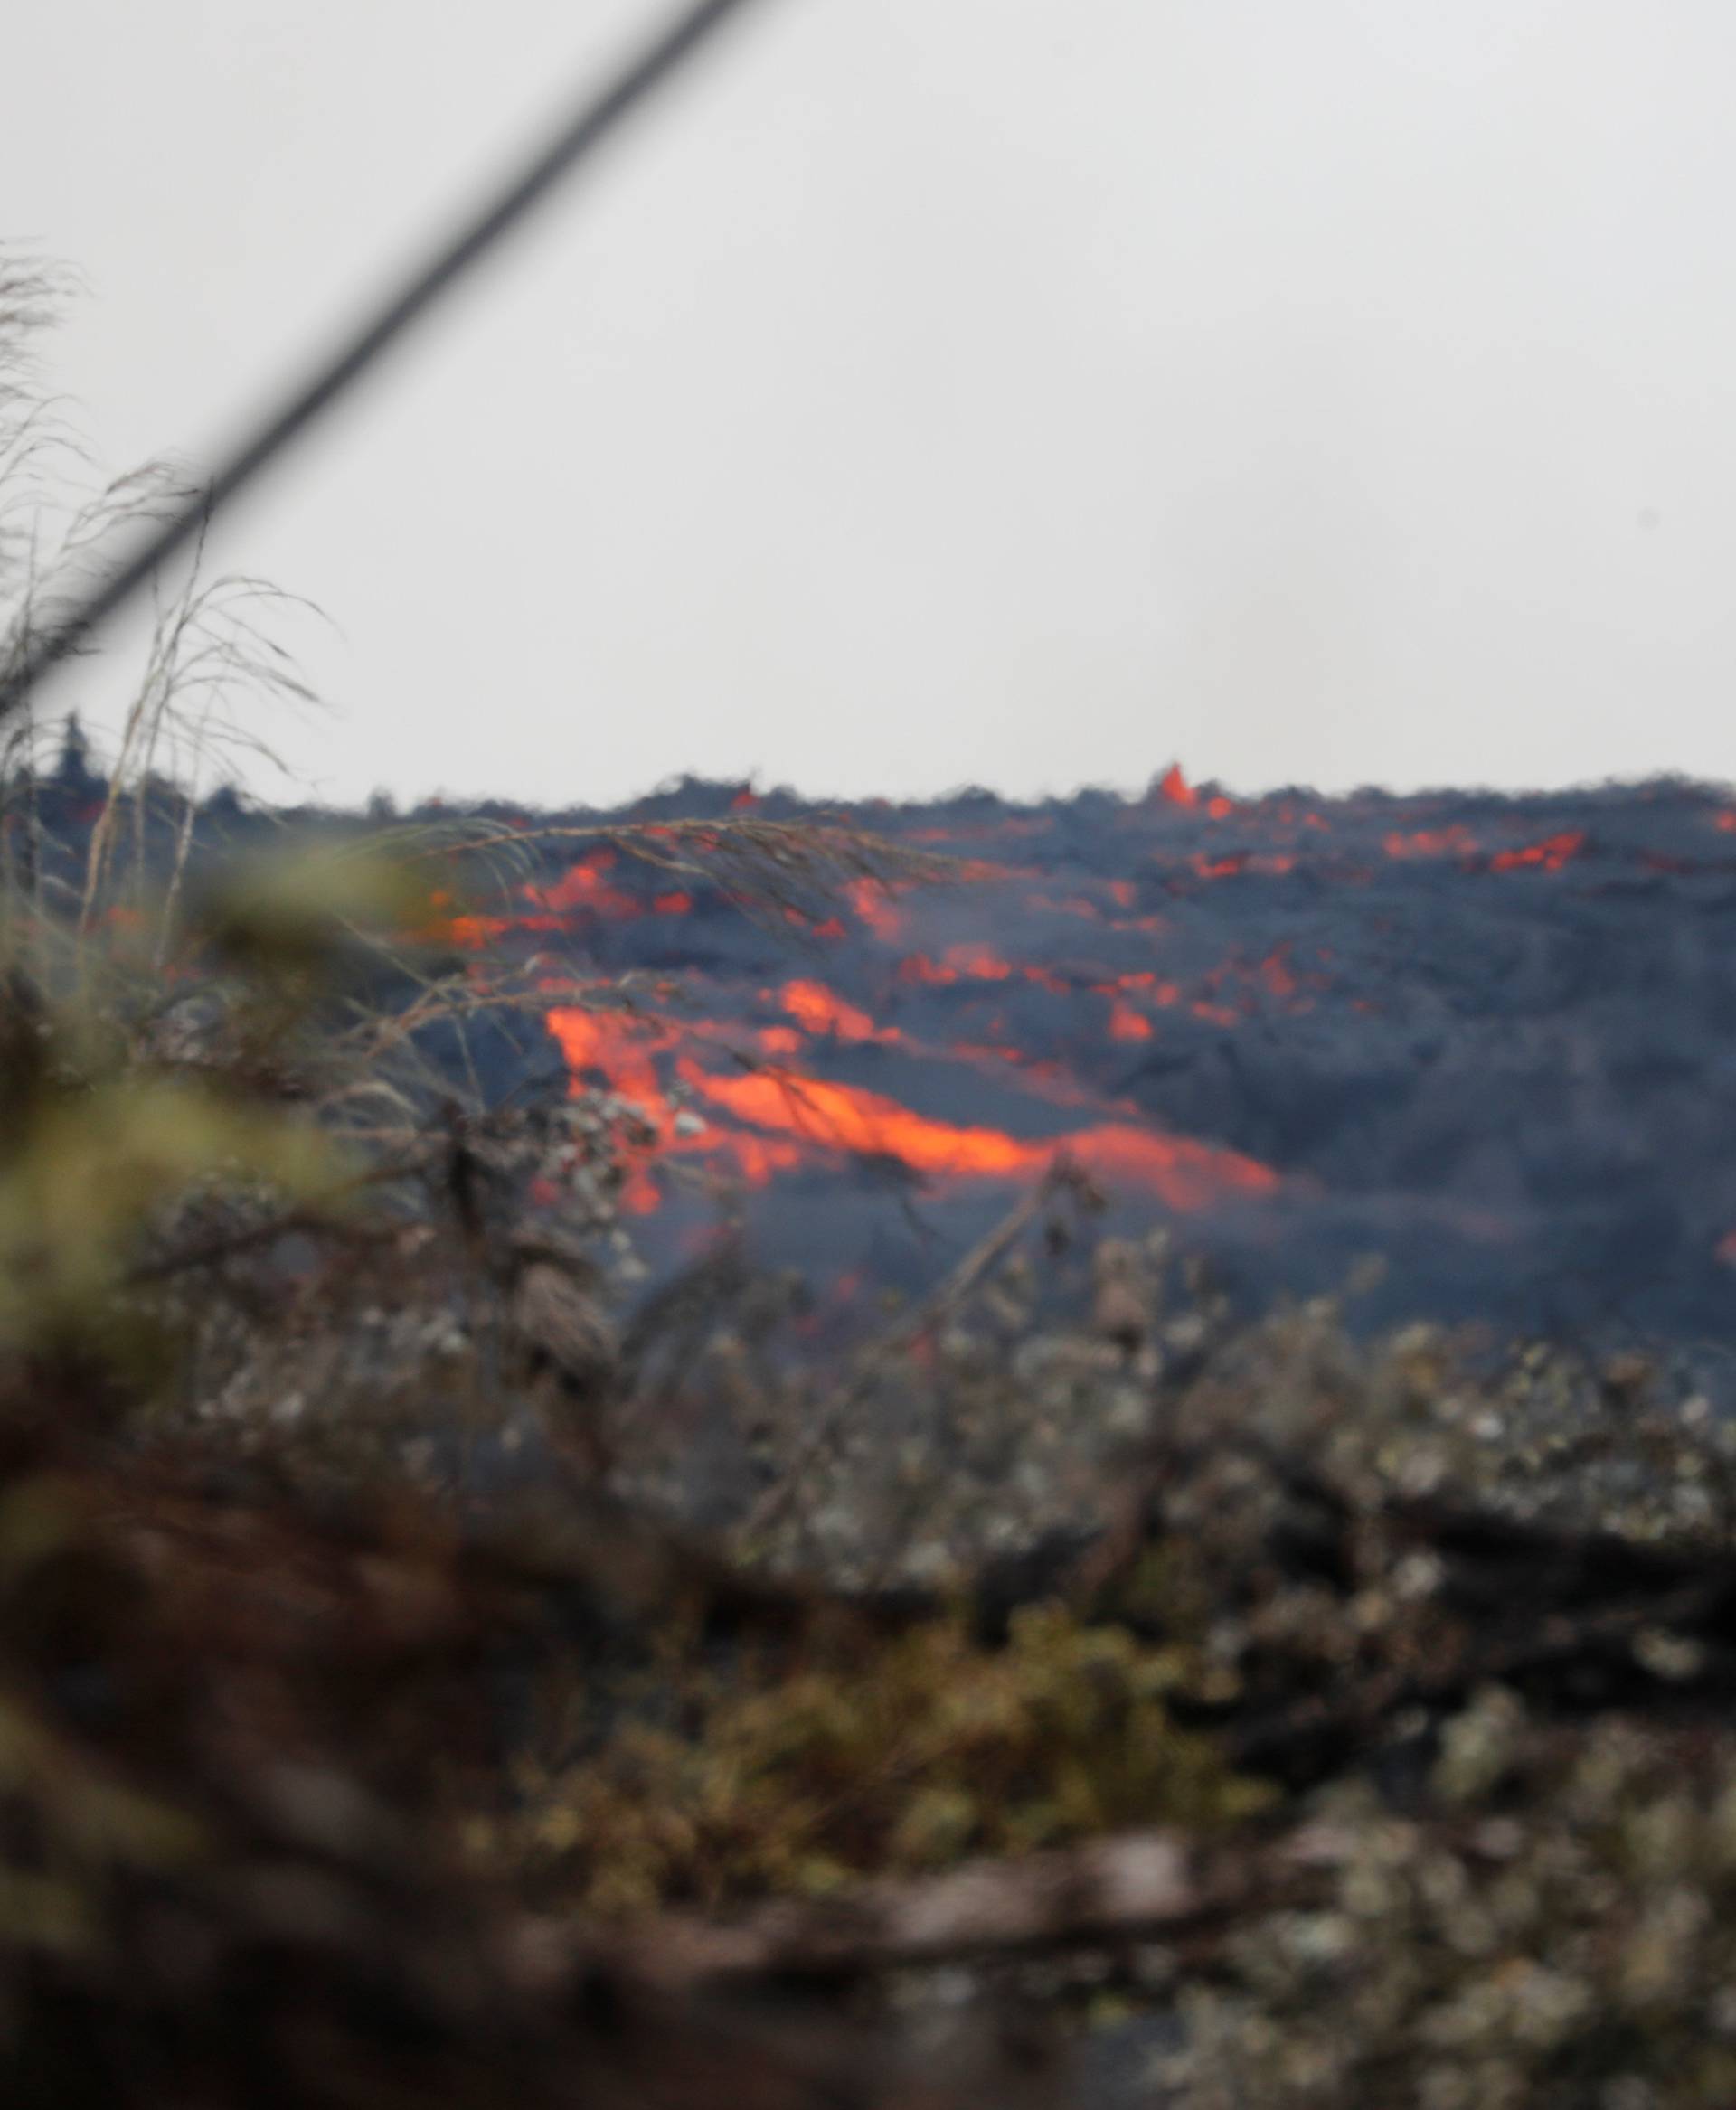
[0,0,773,723]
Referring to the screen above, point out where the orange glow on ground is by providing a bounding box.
[1384,825,1479,861]
[1191,852,1297,881]
[693,1069,1037,1178]
[845,878,909,941]
[691,1066,1275,1209]
[542,983,1282,1215]
[531,852,642,919]
[779,979,898,1043]
[544,1003,816,1208]
[1488,830,1585,873]
[899,944,1019,985]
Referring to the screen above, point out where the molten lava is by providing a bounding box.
[1488,830,1585,873]
[778,980,899,1044]
[421,762,1736,1361]
[533,852,643,919]
[844,877,908,942]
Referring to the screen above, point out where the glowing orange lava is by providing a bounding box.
[542,980,1281,1217]
[1190,852,1297,881]
[693,1069,1038,1178]
[1385,825,1479,861]
[779,979,898,1044]
[1488,830,1584,873]
[531,852,642,919]
[689,1067,1275,1210]
[899,944,1019,986]
[845,878,908,941]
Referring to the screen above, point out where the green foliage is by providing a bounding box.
[0,843,445,1391]
[489,1604,1270,1917]
[188,838,437,983]
[1,1069,333,1329]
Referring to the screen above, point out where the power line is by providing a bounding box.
[0,0,774,725]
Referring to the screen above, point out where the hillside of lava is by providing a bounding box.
[351,759,1733,1378]
[37,749,1736,1375]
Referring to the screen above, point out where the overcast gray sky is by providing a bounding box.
[8,1,1736,807]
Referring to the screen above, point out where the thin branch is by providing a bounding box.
[0,0,778,725]
[579,1822,1336,1986]
[741,1162,1092,1542]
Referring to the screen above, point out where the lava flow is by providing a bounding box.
[414,762,1736,1354]
[543,978,1277,1220]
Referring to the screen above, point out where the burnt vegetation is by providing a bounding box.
[7,257,1736,2108]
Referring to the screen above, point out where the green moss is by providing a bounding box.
[487,1603,1270,1915]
